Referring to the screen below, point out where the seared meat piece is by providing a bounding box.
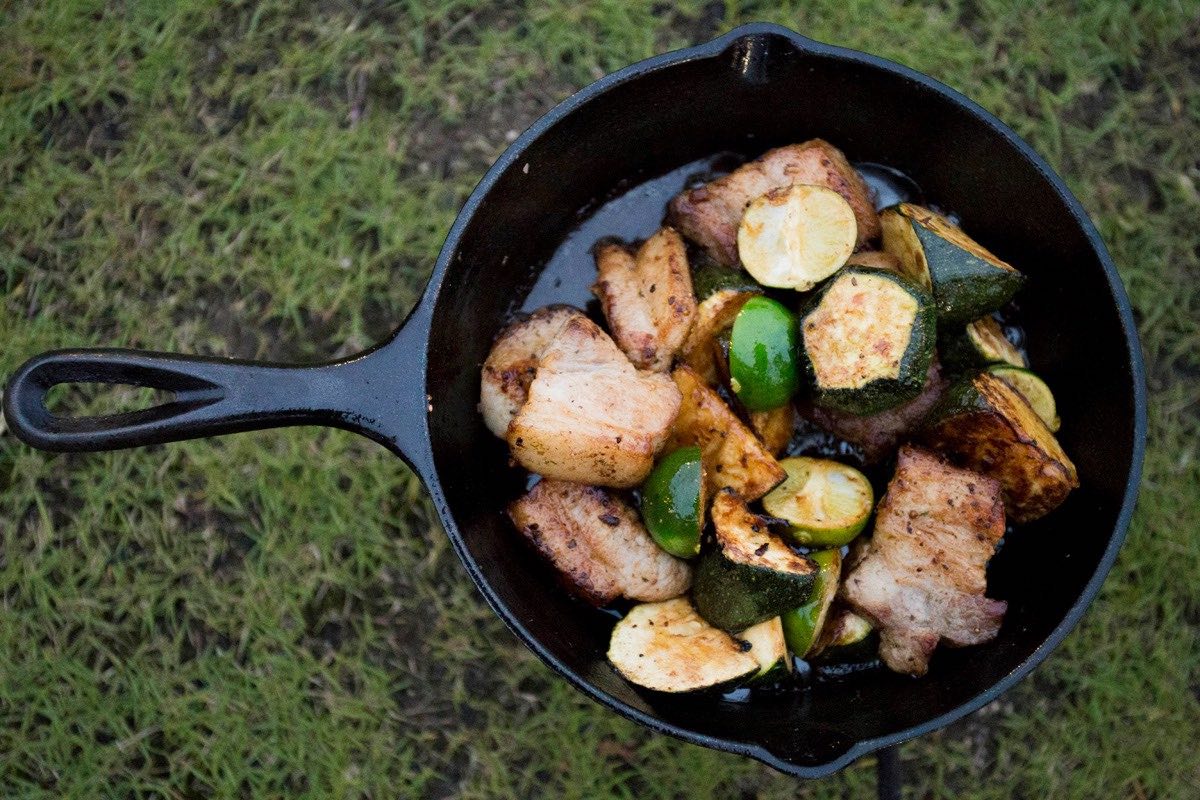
[508,316,681,488]
[667,366,786,502]
[592,227,697,372]
[668,140,881,266]
[801,359,948,463]
[479,305,585,438]
[841,445,1007,676]
[509,480,691,606]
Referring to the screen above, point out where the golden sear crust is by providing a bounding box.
[508,480,691,607]
[678,288,757,385]
[802,271,918,390]
[479,305,586,437]
[923,373,1077,523]
[901,204,1020,274]
[840,445,1008,676]
[749,404,795,456]
[607,598,757,692]
[967,316,1027,368]
[667,366,786,502]
[710,490,813,575]
[668,139,881,266]
[592,227,697,372]
[507,316,681,488]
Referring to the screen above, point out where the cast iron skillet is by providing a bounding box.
[3,23,1147,779]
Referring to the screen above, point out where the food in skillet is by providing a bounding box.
[479,138,1078,689]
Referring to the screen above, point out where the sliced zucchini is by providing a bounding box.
[728,296,800,411]
[608,598,759,693]
[880,203,1025,324]
[691,257,761,302]
[809,607,877,663]
[923,371,1078,522]
[640,446,706,558]
[737,616,790,682]
[781,549,842,659]
[762,457,874,547]
[798,267,936,415]
[680,288,759,385]
[988,364,1060,432]
[941,315,1027,372]
[692,489,817,632]
[737,184,857,290]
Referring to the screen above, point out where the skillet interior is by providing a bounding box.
[420,27,1142,774]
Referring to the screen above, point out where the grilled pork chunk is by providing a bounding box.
[801,359,948,463]
[509,480,691,606]
[668,140,881,267]
[593,227,697,372]
[667,366,786,502]
[841,445,1007,675]
[479,305,585,438]
[508,316,681,488]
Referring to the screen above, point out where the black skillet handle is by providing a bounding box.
[5,291,433,462]
[2,297,432,467]
[3,349,349,451]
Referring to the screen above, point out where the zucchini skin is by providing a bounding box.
[940,316,1025,372]
[922,372,1078,522]
[797,267,937,415]
[690,258,761,302]
[693,547,816,633]
[909,221,1025,324]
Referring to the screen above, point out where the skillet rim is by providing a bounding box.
[417,21,1149,777]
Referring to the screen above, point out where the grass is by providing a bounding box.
[1,0,1198,797]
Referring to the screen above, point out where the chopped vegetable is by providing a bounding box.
[507,316,681,488]
[809,607,876,662]
[781,549,842,659]
[592,227,697,372]
[880,203,1025,324]
[509,480,691,606]
[692,489,817,632]
[680,289,758,385]
[749,404,795,456]
[738,616,790,682]
[608,598,759,693]
[798,266,936,414]
[762,457,874,547]
[640,446,705,558]
[728,296,800,410]
[923,372,1077,522]
[841,446,1007,675]
[668,366,787,501]
[668,139,881,266]
[690,257,760,301]
[845,250,903,272]
[941,315,1027,372]
[988,364,1060,432]
[736,184,857,290]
